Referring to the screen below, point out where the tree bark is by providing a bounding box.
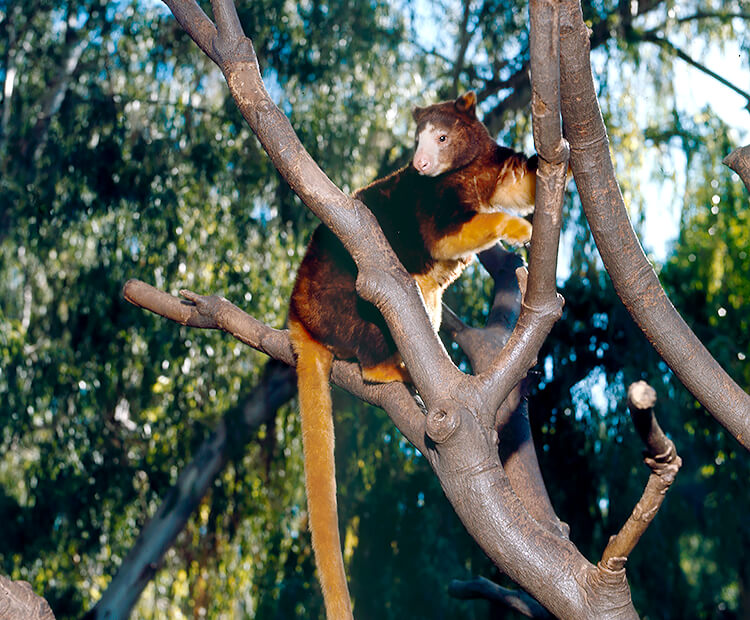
[558,0,750,450]
[0,576,56,620]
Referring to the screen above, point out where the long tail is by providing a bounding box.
[288,318,353,620]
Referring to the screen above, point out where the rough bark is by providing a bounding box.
[600,382,682,571]
[0,576,56,620]
[724,145,750,194]
[155,1,636,618]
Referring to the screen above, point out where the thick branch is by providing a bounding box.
[525,0,568,304]
[600,382,682,571]
[408,3,636,615]
[442,247,566,538]
[0,576,55,620]
[724,145,750,194]
[122,280,427,452]
[484,248,566,536]
[123,281,598,618]
[558,0,750,450]
[151,3,641,616]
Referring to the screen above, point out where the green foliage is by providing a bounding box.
[1,1,749,618]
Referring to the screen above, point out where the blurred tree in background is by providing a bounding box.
[0,1,748,618]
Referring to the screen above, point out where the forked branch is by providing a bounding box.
[165,0,461,409]
[132,0,657,616]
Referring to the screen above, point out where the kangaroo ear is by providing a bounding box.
[412,105,426,123]
[454,91,477,117]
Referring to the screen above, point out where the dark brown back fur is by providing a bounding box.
[290,94,533,368]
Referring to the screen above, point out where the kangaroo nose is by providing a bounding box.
[414,157,430,173]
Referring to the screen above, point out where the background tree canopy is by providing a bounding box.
[1,1,748,618]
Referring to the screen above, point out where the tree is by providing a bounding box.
[2,0,749,618]
[117,0,750,618]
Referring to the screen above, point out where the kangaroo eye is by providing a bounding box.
[438,135,447,143]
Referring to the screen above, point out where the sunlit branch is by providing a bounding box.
[143,1,645,615]
[600,382,682,571]
[0,575,55,620]
[162,0,462,409]
[122,280,427,451]
[476,0,567,418]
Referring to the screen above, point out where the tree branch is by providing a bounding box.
[449,576,553,619]
[0,575,55,620]
[27,31,88,162]
[558,0,750,451]
[144,2,647,616]
[678,10,750,23]
[0,6,22,158]
[123,279,428,452]
[161,0,219,63]
[163,0,461,410]
[641,31,750,109]
[479,4,749,133]
[600,382,682,571]
[450,0,475,97]
[723,144,750,194]
[123,280,601,617]
[442,247,566,538]
[475,0,568,419]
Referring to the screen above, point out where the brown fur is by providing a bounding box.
[288,92,536,619]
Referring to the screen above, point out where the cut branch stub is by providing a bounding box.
[425,403,462,444]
